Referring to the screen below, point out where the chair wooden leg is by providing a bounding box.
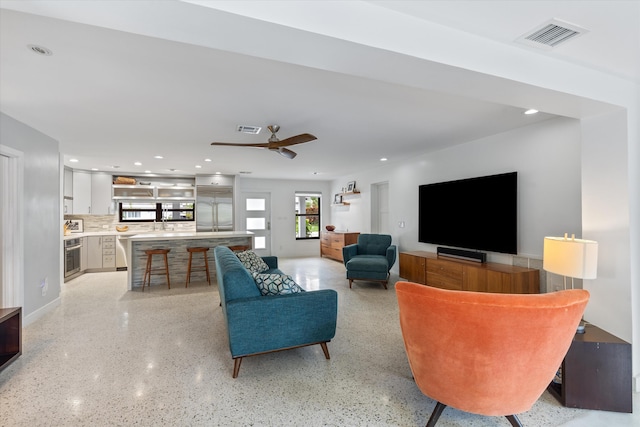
[320,342,330,359]
[232,357,243,378]
[164,252,171,289]
[425,402,446,427]
[143,255,152,291]
[185,253,192,287]
[349,279,353,289]
[506,415,523,427]
[204,253,211,285]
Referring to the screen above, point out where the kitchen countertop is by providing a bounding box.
[127,231,254,241]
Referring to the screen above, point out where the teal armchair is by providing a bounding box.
[342,234,396,289]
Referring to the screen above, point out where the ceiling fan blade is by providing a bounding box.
[273,147,297,159]
[269,133,317,148]
[210,142,269,148]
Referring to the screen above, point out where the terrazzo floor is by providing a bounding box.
[1,256,637,426]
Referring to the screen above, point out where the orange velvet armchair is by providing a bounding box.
[396,281,589,427]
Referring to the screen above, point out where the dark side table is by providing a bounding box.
[0,307,22,372]
[547,323,632,413]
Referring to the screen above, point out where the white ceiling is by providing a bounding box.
[1,1,638,180]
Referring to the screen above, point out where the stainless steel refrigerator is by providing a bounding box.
[196,186,234,232]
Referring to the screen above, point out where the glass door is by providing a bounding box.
[241,192,271,256]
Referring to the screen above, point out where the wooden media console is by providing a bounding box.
[399,251,539,294]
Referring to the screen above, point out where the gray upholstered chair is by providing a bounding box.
[342,234,396,289]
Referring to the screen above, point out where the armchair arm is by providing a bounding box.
[226,289,338,357]
[342,244,359,265]
[386,245,397,270]
[261,256,278,269]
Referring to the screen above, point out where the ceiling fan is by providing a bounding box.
[211,125,317,159]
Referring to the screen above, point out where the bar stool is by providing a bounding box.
[142,249,171,291]
[186,247,211,287]
[228,245,251,252]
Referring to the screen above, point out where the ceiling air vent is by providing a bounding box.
[236,125,261,134]
[516,19,588,50]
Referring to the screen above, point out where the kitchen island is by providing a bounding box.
[124,231,253,290]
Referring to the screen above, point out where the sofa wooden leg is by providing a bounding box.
[320,342,330,359]
[232,357,243,378]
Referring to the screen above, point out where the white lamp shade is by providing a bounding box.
[543,236,598,279]
[542,237,598,279]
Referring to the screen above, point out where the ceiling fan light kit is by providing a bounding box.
[211,124,316,159]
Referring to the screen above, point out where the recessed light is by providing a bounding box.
[380,158,388,162]
[195,165,202,169]
[69,158,79,163]
[215,171,221,175]
[112,165,120,169]
[134,161,142,166]
[144,170,152,174]
[91,168,99,171]
[169,168,176,172]
[27,44,53,56]
[239,171,252,174]
[524,109,539,115]
[154,155,163,159]
[204,158,212,162]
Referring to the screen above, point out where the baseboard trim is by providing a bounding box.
[23,297,61,327]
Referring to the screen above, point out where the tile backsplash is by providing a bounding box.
[64,214,196,233]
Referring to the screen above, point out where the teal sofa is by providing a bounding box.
[213,246,338,377]
[343,234,397,289]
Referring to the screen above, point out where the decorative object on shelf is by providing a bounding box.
[325,225,335,231]
[334,194,342,204]
[113,176,136,185]
[65,219,83,233]
[543,233,598,290]
[347,181,356,193]
[115,225,129,232]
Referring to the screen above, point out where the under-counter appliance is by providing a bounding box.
[196,186,233,232]
[64,237,82,278]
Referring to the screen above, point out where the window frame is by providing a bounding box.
[118,201,195,223]
[294,193,321,240]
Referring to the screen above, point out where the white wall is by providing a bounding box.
[0,113,61,323]
[331,117,582,266]
[236,177,330,258]
[581,109,632,343]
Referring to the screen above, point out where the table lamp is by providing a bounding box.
[543,233,598,333]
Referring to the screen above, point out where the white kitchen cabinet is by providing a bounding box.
[81,237,88,272]
[64,168,73,198]
[87,236,104,269]
[91,173,114,215]
[87,235,116,270]
[72,171,92,214]
[71,171,114,215]
[102,235,116,268]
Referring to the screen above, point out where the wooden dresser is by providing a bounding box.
[399,251,539,294]
[321,231,360,262]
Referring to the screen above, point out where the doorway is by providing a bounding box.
[0,145,24,309]
[371,182,390,234]
[240,192,271,256]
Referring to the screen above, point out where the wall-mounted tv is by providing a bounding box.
[418,172,517,255]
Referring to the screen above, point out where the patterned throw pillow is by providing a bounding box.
[253,273,304,296]
[236,250,270,274]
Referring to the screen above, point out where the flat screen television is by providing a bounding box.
[418,172,517,254]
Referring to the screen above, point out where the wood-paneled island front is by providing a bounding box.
[124,231,254,290]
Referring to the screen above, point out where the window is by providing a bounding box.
[119,201,194,222]
[295,194,320,239]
